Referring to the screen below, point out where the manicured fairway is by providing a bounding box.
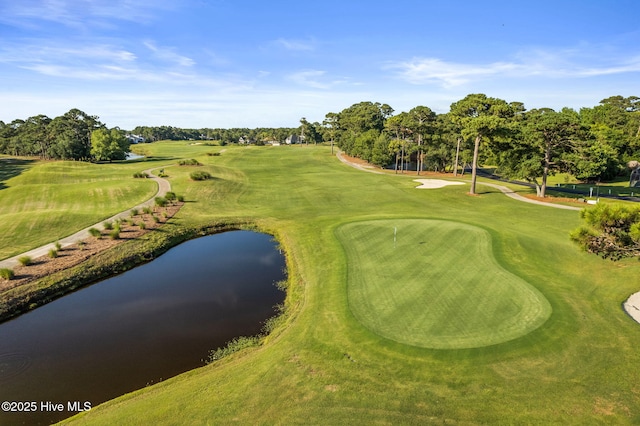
[338,219,551,349]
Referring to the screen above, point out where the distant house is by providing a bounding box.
[285,134,300,144]
[125,134,145,144]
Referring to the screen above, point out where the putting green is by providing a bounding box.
[337,219,552,349]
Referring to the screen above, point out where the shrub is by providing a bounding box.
[138,221,146,230]
[155,197,168,207]
[131,208,139,216]
[54,241,62,251]
[143,206,153,215]
[109,229,120,240]
[207,336,260,364]
[77,241,87,250]
[152,215,160,223]
[0,268,14,280]
[48,249,58,258]
[133,172,150,178]
[190,171,212,181]
[177,195,185,202]
[88,228,101,238]
[206,152,221,156]
[165,191,177,202]
[178,158,201,166]
[18,256,32,266]
[103,221,113,230]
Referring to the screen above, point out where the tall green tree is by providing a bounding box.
[48,109,102,160]
[497,108,580,197]
[335,101,393,160]
[371,132,392,166]
[337,102,389,137]
[299,118,321,145]
[579,95,640,170]
[570,140,620,182]
[449,94,514,194]
[406,106,436,175]
[323,112,339,154]
[90,128,130,162]
[384,112,411,173]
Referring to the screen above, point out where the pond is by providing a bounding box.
[0,230,286,425]
[125,152,145,161]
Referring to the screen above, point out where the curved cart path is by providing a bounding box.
[337,151,581,211]
[477,181,582,211]
[0,166,172,269]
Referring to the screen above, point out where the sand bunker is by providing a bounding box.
[624,292,640,325]
[414,179,466,189]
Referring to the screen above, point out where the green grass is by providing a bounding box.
[337,219,551,349]
[554,182,638,197]
[3,143,640,424]
[0,158,160,259]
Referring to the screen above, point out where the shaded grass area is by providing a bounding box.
[338,219,551,349]
[0,157,35,190]
[5,143,638,424]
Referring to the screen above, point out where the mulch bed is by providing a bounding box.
[521,194,585,205]
[0,203,183,292]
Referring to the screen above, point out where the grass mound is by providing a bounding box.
[337,219,552,349]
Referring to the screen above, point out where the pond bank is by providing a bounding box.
[0,219,255,324]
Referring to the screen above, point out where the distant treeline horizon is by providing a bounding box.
[1,94,639,191]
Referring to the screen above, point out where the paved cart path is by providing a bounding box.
[0,166,171,269]
[336,151,582,211]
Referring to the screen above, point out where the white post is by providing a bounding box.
[394,227,397,248]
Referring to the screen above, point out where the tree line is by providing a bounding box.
[0,109,105,161]
[2,95,639,185]
[326,95,640,196]
[0,110,302,160]
[130,126,298,145]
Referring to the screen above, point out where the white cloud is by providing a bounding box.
[0,43,136,64]
[0,39,211,84]
[143,41,195,67]
[287,70,350,90]
[288,70,330,89]
[274,38,315,51]
[388,58,522,87]
[0,0,176,28]
[389,47,640,88]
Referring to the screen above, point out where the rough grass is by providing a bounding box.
[5,143,639,424]
[337,219,551,349]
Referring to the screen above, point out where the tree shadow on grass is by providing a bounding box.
[0,158,35,190]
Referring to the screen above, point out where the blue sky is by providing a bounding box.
[1,0,640,129]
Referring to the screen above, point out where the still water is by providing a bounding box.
[0,230,286,425]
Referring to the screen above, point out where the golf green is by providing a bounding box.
[337,219,552,349]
